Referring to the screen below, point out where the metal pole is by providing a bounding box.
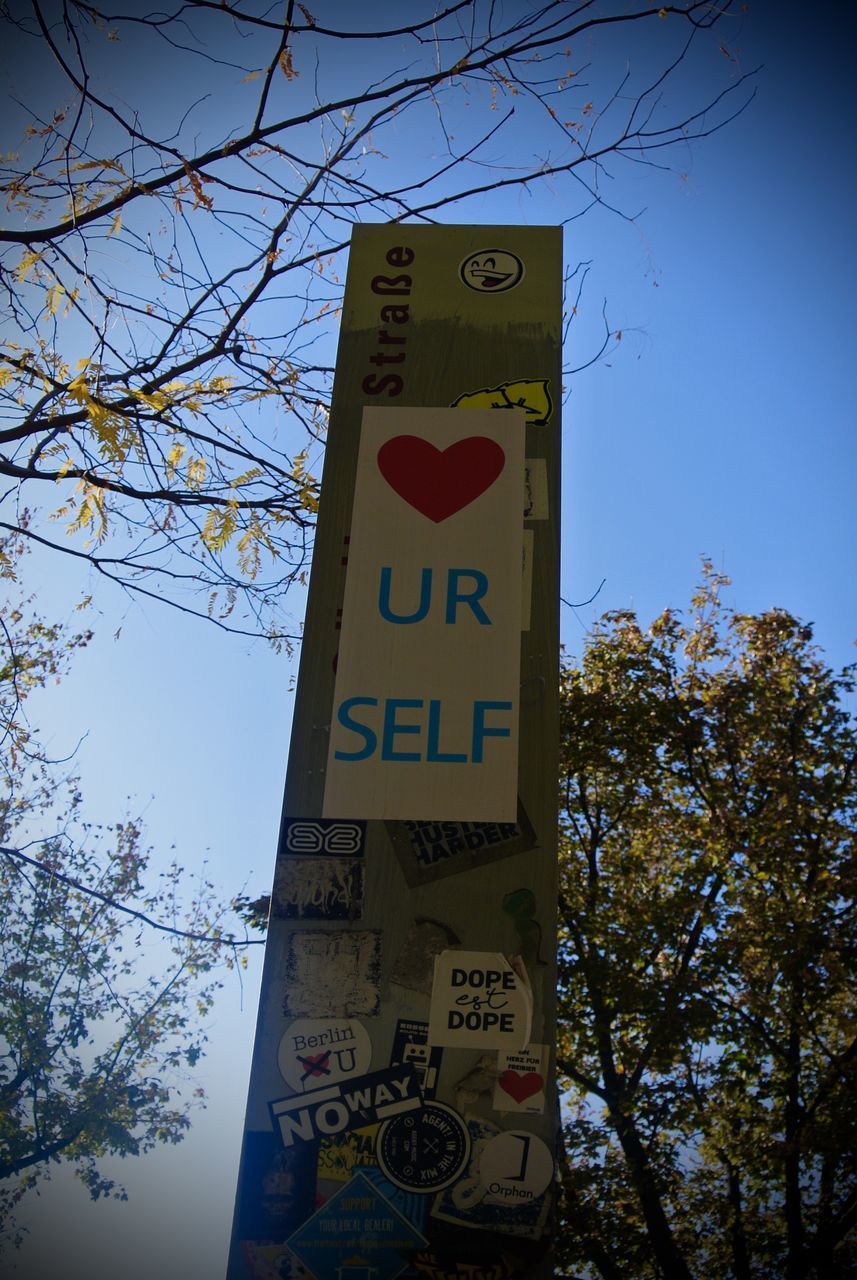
[228,223,562,1280]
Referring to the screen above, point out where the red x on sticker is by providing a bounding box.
[298,1050,331,1081]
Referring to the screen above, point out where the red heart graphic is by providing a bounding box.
[498,1070,544,1103]
[377,435,505,523]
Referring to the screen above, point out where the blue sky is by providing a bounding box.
[4,3,856,1277]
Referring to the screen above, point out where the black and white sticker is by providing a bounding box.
[376,1101,470,1193]
[277,1018,371,1092]
[280,817,366,857]
[390,1018,442,1100]
[270,1063,421,1148]
[386,803,536,887]
[459,249,525,294]
[478,1130,554,1204]
[428,950,532,1049]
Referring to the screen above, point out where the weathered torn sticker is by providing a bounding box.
[272,856,363,921]
[282,930,381,1018]
[278,1018,371,1092]
[391,918,460,995]
[385,801,537,888]
[390,1018,443,1100]
[521,529,534,631]
[453,1054,497,1113]
[523,458,548,520]
[270,1063,421,1148]
[493,1044,549,1114]
[428,951,532,1050]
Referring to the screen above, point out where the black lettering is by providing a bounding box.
[380,303,410,324]
[371,272,412,296]
[362,372,403,397]
[386,245,415,268]
[369,350,406,366]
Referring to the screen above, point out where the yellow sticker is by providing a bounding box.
[317,1123,379,1183]
[451,378,552,427]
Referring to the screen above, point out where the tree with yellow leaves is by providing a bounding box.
[1,1,756,643]
[556,568,857,1279]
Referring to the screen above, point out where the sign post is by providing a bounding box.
[228,224,561,1280]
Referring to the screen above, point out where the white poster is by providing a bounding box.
[324,407,524,821]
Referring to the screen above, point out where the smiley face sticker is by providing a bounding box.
[460,248,524,294]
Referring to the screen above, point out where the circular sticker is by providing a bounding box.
[478,1130,554,1204]
[459,248,525,294]
[376,1101,471,1193]
[277,1019,371,1092]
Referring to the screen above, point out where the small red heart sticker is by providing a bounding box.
[498,1070,544,1104]
[377,434,505,523]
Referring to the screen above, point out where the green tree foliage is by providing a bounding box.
[0,1,756,642]
[0,529,263,1242]
[556,566,856,1280]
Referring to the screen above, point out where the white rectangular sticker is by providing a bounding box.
[324,407,524,821]
[493,1043,549,1113]
[428,949,532,1050]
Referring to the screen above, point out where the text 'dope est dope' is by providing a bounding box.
[324,407,525,822]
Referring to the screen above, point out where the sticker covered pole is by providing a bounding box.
[227,225,562,1280]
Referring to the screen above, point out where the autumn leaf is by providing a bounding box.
[279,49,299,80]
[16,250,42,283]
[201,503,238,552]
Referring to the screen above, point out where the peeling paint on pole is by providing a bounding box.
[227,224,561,1280]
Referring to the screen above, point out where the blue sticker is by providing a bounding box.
[361,1165,428,1234]
[287,1171,427,1280]
[233,1131,316,1242]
